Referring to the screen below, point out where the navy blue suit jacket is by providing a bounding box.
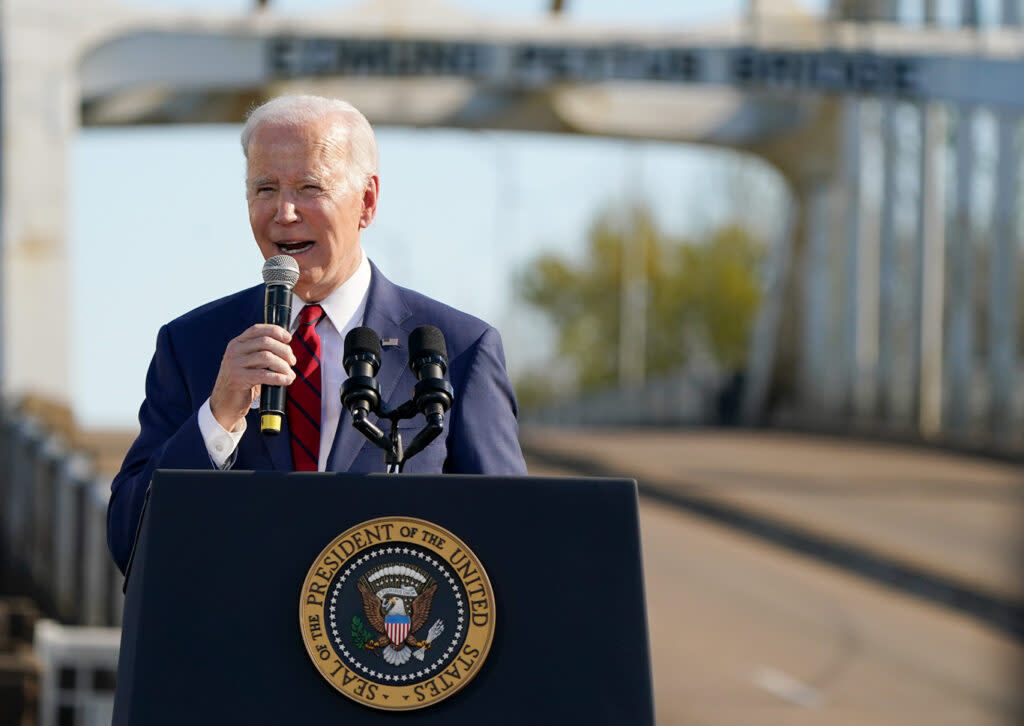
[107,263,527,572]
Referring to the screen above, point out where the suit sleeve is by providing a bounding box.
[445,326,528,475]
[106,324,215,573]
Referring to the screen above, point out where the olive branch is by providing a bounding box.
[351,615,375,648]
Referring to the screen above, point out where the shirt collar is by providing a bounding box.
[289,250,371,333]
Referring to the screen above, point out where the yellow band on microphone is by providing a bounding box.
[261,413,282,434]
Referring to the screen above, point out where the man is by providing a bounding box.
[107,95,527,573]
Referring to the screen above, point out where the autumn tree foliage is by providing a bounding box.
[515,205,764,407]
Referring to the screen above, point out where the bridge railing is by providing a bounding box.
[523,361,727,428]
[0,411,123,629]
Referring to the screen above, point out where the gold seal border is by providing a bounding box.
[299,516,496,711]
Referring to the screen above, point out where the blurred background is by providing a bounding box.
[1,0,1024,723]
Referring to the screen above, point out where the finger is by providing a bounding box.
[234,347,295,373]
[227,337,297,368]
[251,368,294,387]
[239,323,292,343]
[227,365,294,389]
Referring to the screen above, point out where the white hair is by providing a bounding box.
[241,94,378,192]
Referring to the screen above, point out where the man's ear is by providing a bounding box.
[359,176,380,229]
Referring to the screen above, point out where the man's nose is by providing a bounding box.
[275,198,300,223]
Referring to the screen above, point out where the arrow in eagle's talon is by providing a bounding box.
[413,619,445,660]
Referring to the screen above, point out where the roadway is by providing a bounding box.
[522,428,1024,726]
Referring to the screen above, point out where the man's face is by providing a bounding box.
[246,118,378,302]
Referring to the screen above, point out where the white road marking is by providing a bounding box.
[751,665,824,709]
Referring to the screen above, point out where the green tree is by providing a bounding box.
[515,205,764,408]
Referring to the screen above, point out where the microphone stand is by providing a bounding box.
[349,400,446,473]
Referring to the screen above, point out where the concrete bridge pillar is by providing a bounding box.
[2,0,85,408]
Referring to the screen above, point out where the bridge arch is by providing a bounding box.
[6,0,1022,446]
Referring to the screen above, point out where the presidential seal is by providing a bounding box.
[299,517,495,711]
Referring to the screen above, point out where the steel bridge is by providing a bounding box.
[5,0,1024,448]
[2,1,1024,723]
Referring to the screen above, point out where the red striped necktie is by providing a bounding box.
[287,304,325,471]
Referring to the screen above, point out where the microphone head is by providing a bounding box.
[344,326,382,359]
[409,326,448,366]
[261,255,300,288]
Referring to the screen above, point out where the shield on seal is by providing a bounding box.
[385,613,411,645]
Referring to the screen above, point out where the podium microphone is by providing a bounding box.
[259,255,300,434]
[408,326,454,425]
[342,327,382,419]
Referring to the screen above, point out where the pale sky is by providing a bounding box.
[71,0,810,428]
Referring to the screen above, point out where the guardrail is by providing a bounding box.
[0,413,123,629]
[523,364,727,427]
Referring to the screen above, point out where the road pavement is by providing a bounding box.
[522,428,1024,601]
[522,430,1024,725]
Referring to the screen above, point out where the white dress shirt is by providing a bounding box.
[198,251,372,471]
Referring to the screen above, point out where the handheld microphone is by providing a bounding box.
[341,327,382,418]
[408,326,454,424]
[259,255,300,434]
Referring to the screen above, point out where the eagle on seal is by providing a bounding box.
[358,579,438,666]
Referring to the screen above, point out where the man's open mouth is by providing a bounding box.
[276,241,315,254]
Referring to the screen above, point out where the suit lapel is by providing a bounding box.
[327,263,412,472]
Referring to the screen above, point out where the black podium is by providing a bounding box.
[114,471,655,724]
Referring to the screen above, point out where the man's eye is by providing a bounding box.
[302,184,322,193]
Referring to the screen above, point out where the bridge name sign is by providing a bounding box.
[267,36,1024,107]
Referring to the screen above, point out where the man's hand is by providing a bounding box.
[210,324,296,432]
